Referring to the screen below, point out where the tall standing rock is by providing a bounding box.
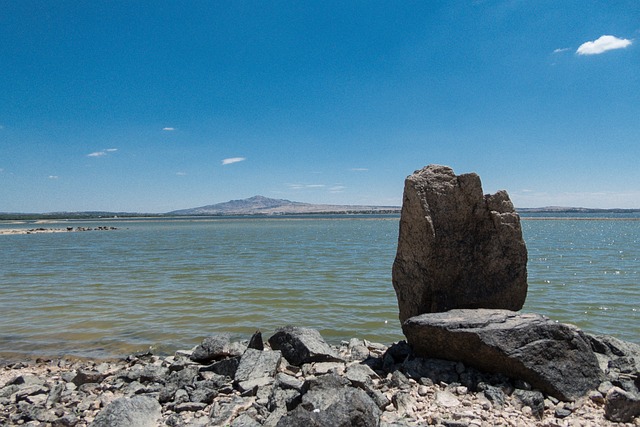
[392,165,528,322]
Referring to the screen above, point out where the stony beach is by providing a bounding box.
[1,327,638,427]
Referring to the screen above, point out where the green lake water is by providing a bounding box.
[0,214,638,360]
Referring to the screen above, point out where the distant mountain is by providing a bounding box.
[167,195,401,216]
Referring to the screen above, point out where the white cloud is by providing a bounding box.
[577,35,632,55]
[553,47,570,54]
[87,151,107,157]
[176,171,187,176]
[88,148,118,157]
[48,175,59,180]
[163,127,175,131]
[222,157,246,165]
[330,185,346,193]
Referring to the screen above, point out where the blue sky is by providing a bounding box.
[1,1,639,212]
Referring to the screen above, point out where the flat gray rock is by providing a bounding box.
[403,309,604,401]
[90,396,161,427]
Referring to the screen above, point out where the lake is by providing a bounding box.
[0,214,638,360]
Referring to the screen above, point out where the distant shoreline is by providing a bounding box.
[0,226,118,235]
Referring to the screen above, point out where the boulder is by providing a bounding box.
[268,326,342,366]
[403,309,603,401]
[392,164,528,322]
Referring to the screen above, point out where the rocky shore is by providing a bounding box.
[2,327,639,427]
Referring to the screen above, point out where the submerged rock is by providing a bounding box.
[392,164,528,322]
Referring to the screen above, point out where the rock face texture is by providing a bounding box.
[392,164,528,322]
[402,309,604,401]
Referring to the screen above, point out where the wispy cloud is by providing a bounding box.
[350,168,369,172]
[163,127,175,131]
[577,35,632,55]
[87,148,118,158]
[176,171,187,176]
[553,47,570,54]
[222,157,246,165]
[330,185,346,193]
[288,183,326,190]
[48,175,59,180]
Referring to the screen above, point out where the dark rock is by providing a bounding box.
[125,364,168,384]
[274,372,304,392]
[165,366,200,389]
[402,357,459,384]
[383,341,412,365]
[275,373,380,427]
[200,357,240,378]
[190,334,245,364]
[389,370,411,389]
[248,331,264,351]
[8,374,45,387]
[479,383,506,408]
[17,401,57,423]
[554,405,573,419]
[588,334,640,360]
[231,413,262,427]
[268,387,302,412]
[604,386,640,423]
[53,413,79,426]
[268,326,342,366]
[189,379,219,404]
[403,309,603,401]
[345,364,376,388]
[234,349,281,383]
[513,389,545,418]
[45,383,65,408]
[174,401,208,412]
[392,164,528,322]
[90,395,161,427]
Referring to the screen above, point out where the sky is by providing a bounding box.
[1,1,639,213]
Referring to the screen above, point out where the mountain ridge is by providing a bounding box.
[167,195,400,215]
